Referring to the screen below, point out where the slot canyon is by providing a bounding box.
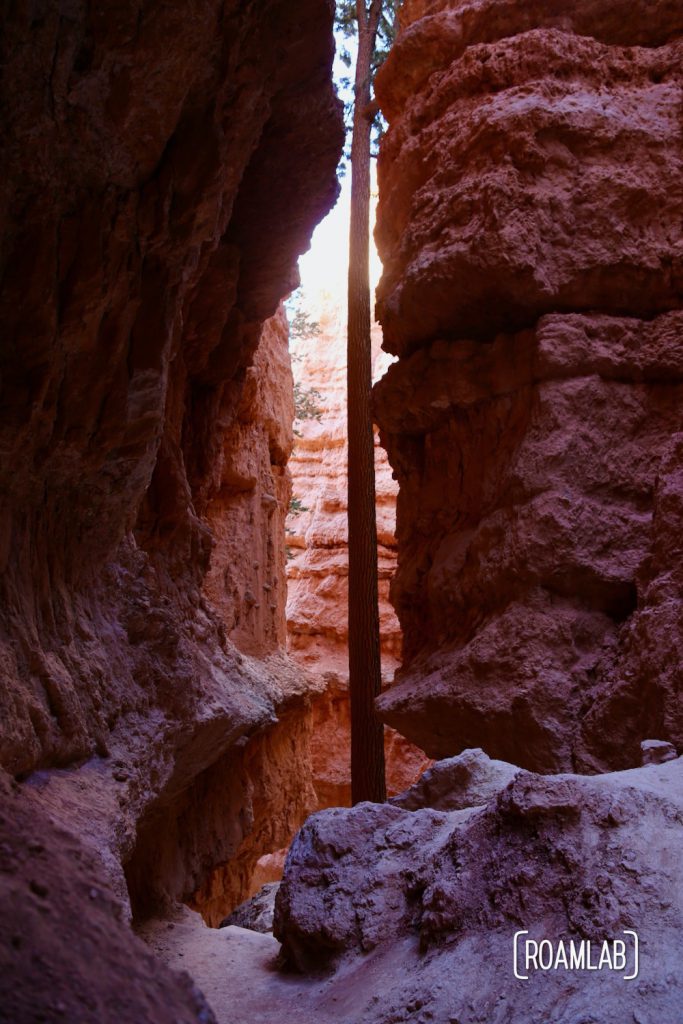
[0,1,682,1023]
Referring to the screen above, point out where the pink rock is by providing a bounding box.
[373,0,683,773]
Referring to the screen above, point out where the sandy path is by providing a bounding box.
[139,908,408,1024]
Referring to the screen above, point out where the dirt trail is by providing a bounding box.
[139,910,412,1024]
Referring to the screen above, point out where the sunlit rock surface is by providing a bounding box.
[286,302,432,805]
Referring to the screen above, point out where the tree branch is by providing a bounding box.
[368,0,383,38]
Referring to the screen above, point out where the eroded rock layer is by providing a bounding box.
[204,309,295,658]
[0,0,342,1016]
[373,0,683,772]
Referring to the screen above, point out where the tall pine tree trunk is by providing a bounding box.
[347,0,386,805]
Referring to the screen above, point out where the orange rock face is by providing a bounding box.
[376,0,683,355]
[204,309,294,657]
[287,303,432,803]
[373,0,683,772]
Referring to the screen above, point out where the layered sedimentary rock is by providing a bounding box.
[275,754,683,1023]
[0,0,342,1015]
[287,307,400,682]
[204,310,294,657]
[0,0,341,775]
[286,304,431,804]
[182,310,325,925]
[373,0,683,772]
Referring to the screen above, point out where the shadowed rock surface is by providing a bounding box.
[0,776,217,1024]
[0,0,343,1017]
[220,882,279,934]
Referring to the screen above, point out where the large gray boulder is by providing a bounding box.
[274,757,683,1023]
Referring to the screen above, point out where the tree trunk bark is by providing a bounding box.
[347,0,386,805]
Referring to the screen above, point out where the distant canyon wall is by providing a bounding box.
[373,0,683,773]
[287,303,432,805]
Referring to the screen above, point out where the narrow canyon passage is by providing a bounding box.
[143,298,431,928]
[1,1,683,1023]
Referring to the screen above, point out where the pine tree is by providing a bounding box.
[339,0,398,805]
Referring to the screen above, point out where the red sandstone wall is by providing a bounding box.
[373,0,683,773]
[0,0,343,944]
[0,0,342,777]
